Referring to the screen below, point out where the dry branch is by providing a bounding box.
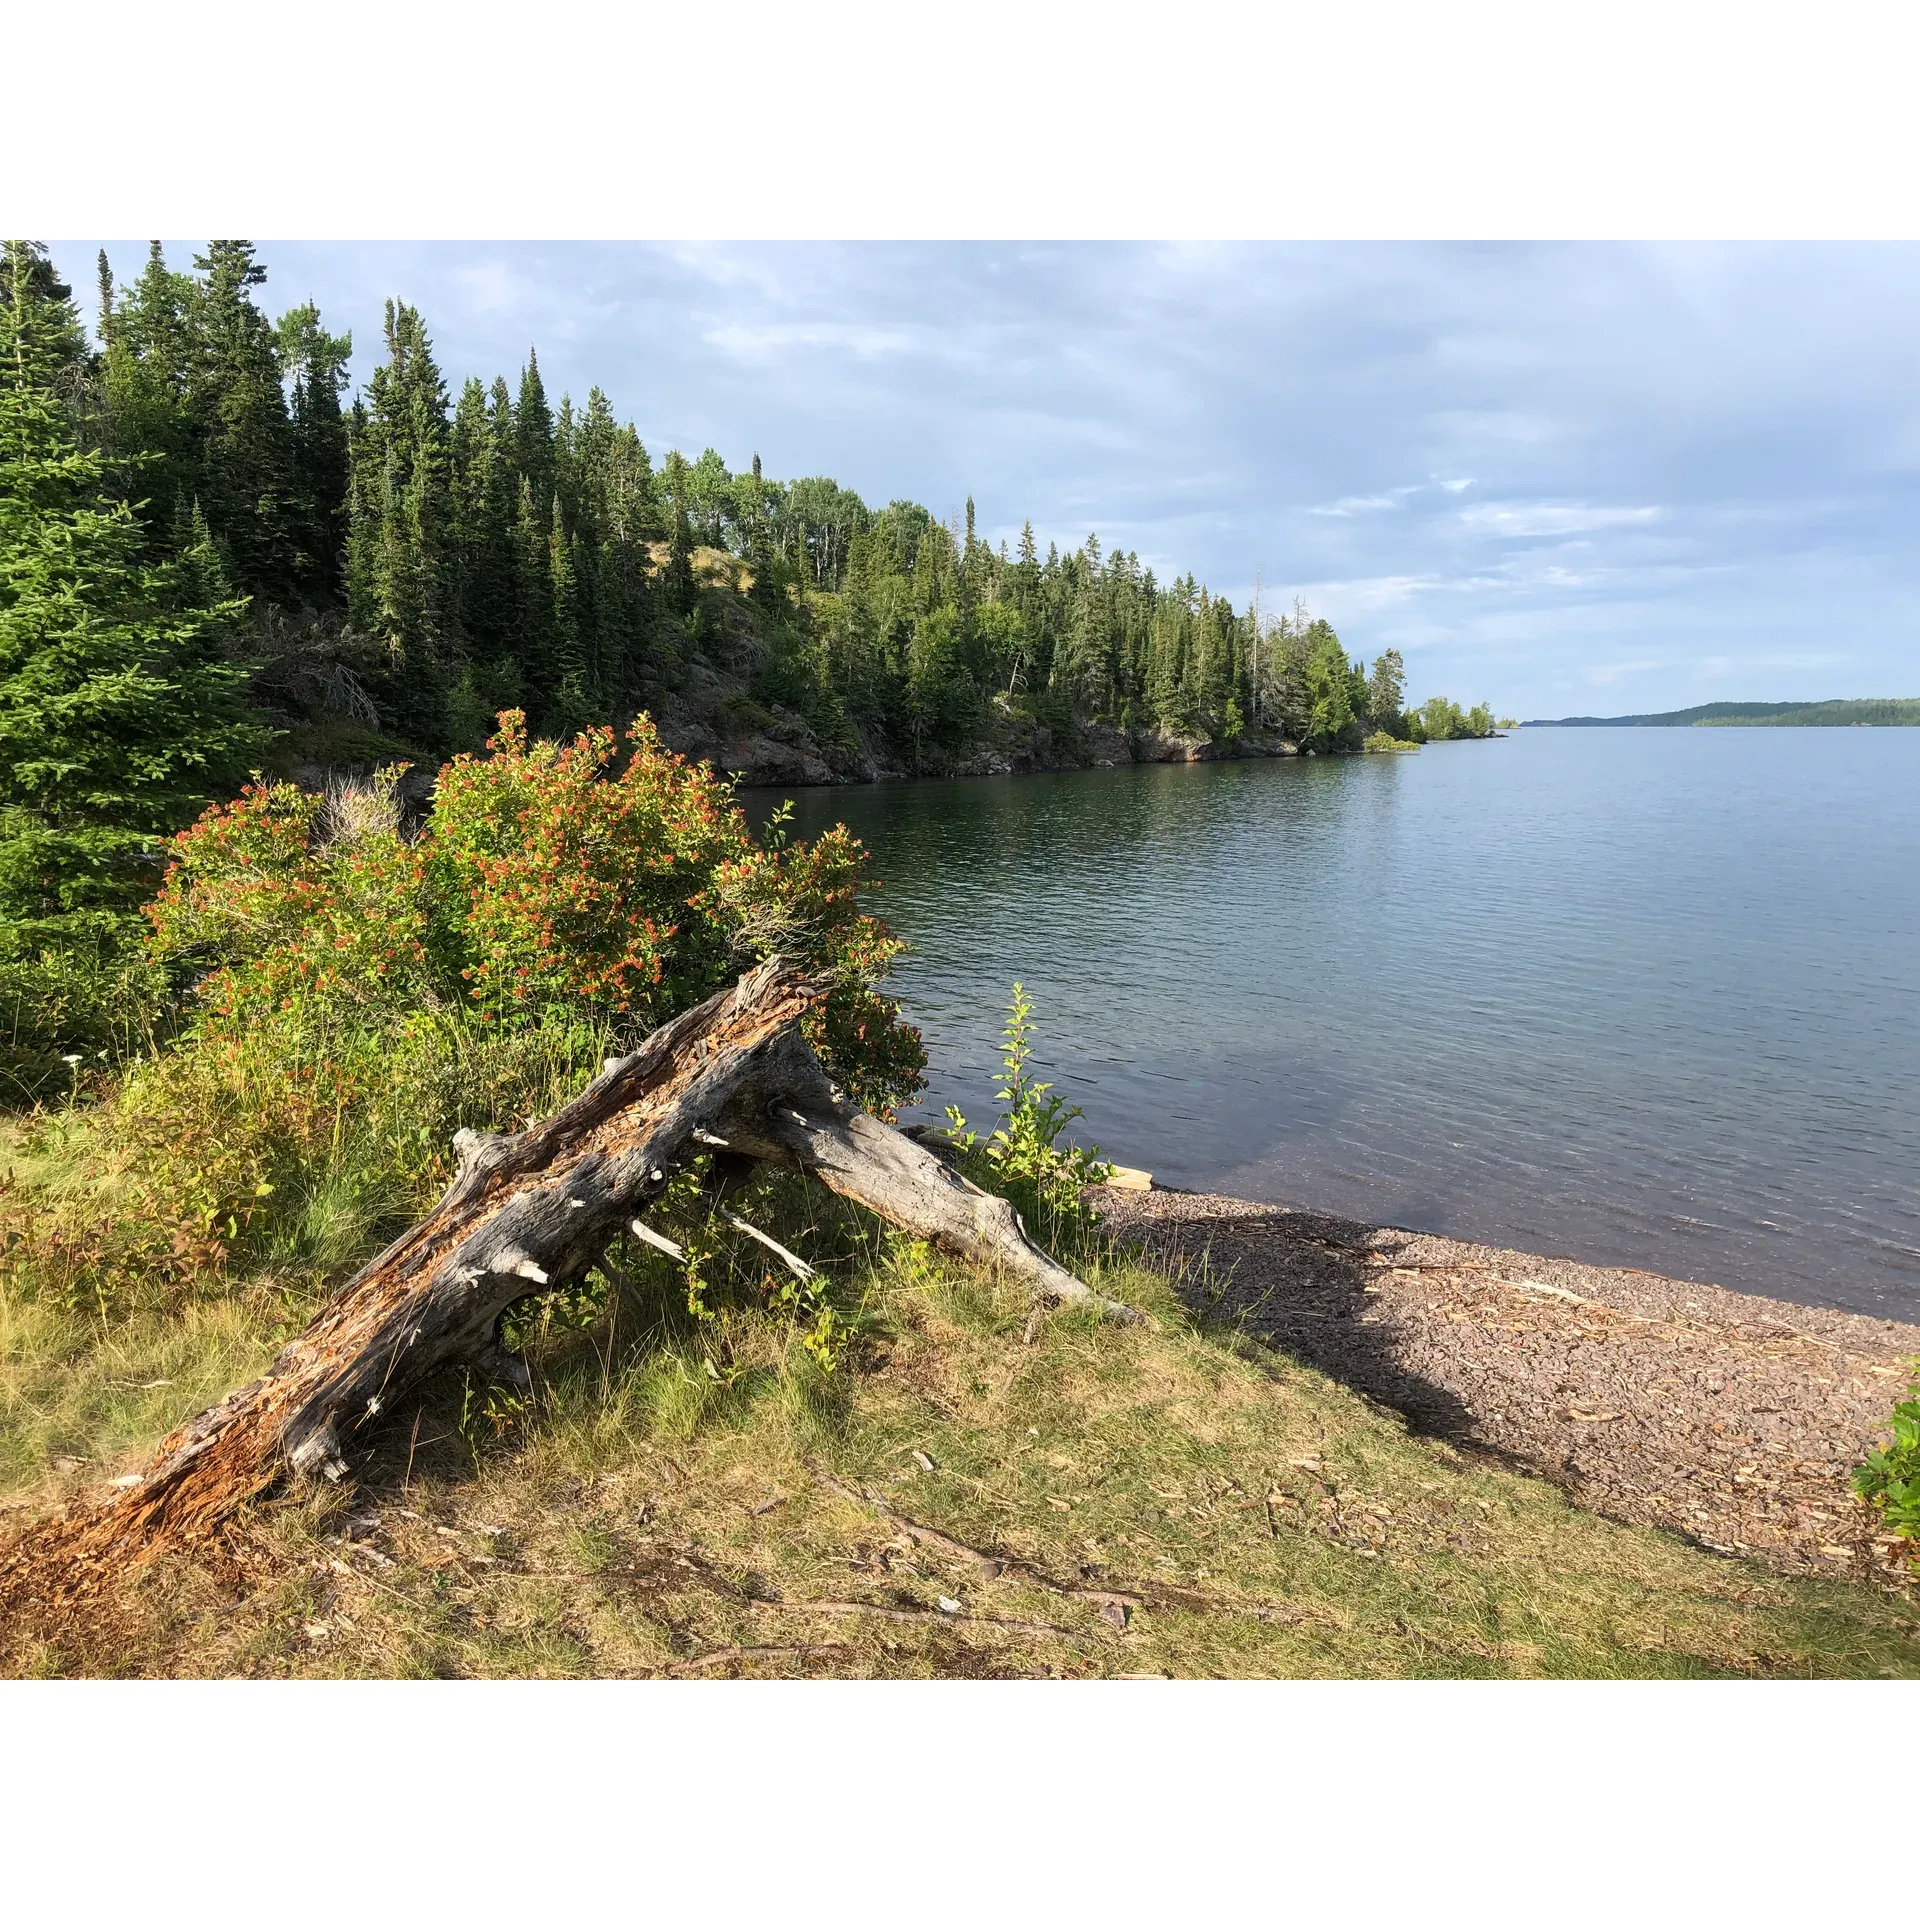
[0,959,1135,1607]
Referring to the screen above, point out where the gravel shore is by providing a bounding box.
[1091,1188,1920,1585]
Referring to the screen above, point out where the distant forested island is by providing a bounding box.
[1528,699,1920,728]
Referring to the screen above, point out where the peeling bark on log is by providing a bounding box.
[0,958,1134,1603]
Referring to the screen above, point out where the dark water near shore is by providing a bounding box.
[756,730,1920,1319]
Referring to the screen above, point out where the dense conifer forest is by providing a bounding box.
[20,240,1485,771]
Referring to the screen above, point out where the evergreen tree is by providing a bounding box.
[549,493,588,724]
[662,450,697,617]
[514,348,554,519]
[98,243,198,548]
[0,242,269,1014]
[467,377,523,675]
[354,300,454,744]
[1367,647,1406,731]
[186,241,304,605]
[513,475,554,707]
[747,450,784,615]
[1301,619,1356,749]
[275,300,352,603]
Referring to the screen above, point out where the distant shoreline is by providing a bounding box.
[1527,697,1920,729]
[694,721,1503,790]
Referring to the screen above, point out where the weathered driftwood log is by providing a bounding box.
[707,1030,1112,1313]
[1,958,1132,1599]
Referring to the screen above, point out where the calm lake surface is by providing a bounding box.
[757,729,1920,1318]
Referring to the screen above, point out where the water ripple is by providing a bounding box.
[759,729,1920,1317]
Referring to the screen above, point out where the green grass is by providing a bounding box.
[5,1168,1915,1679]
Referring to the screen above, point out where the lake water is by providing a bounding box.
[758,729,1920,1319]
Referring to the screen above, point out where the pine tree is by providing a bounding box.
[515,348,554,519]
[352,301,454,745]
[662,451,697,618]
[1367,647,1406,732]
[276,300,352,604]
[186,241,303,605]
[466,377,522,674]
[98,243,197,549]
[747,449,783,615]
[0,242,269,1007]
[549,494,588,725]
[1301,620,1356,749]
[512,476,554,709]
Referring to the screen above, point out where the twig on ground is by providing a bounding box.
[666,1644,847,1675]
[716,1207,816,1282]
[749,1596,1086,1640]
[819,1472,1140,1612]
[672,1535,1088,1641]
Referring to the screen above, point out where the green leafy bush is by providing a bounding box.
[1855,1376,1920,1544]
[1363,730,1420,753]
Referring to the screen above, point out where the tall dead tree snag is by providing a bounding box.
[2,959,1135,1601]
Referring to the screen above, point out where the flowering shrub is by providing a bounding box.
[6,715,924,1312]
[146,711,926,1114]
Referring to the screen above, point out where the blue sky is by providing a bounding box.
[61,240,1920,719]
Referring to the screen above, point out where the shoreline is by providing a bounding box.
[666,708,1312,789]
[1092,1187,1918,1586]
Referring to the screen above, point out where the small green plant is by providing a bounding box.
[945,983,1109,1248]
[681,1245,715,1322]
[1855,1371,1920,1546]
[457,1373,527,1444]
[1363,730,1419,753]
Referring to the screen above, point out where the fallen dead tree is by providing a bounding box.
[0,958,1136,1605]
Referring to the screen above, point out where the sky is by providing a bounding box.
[58,240,1920,720]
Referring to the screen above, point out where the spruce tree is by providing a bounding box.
[514,349,554,517]
[186,241,303,605]
[549,494,588,725]
[662,450,697,617]
[351,301,454,746]
[512,475,554,709]
[1367,647,1406,732]
[276,300,352,605]
[747,449,784,615]
[98,243,198,552]
[460,376,522,679]
[0,242,270,1054]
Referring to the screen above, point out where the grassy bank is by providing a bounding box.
[4,1160,1915,1679]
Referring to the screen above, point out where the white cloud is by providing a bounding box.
[1460,502,1665,538]
[450,259,531,316]
[1304,573,1445,610]
[1309,493,1401,516]
[1586,656,1668,686]
[703,319,917,364]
